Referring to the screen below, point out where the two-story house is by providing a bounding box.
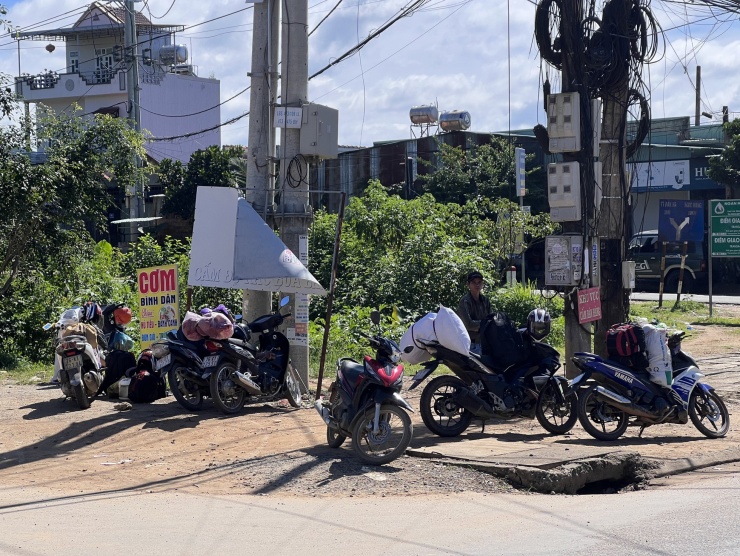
[15,1,221,165]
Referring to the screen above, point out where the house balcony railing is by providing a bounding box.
[15,70,125,102]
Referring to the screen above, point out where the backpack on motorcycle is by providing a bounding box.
[479,312,527,371]
[605,323,649,369]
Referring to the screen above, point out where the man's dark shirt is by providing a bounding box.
[456,292,492,343]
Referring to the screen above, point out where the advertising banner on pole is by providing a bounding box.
[137,264,180,348]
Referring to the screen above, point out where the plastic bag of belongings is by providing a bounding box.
[182,308,234,341]
[399,305,471,364]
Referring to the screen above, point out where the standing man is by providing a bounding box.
[456,270,492,354]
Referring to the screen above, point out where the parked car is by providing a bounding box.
[627,230,707,293]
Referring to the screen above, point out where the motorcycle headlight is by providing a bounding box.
[390,350,402,364]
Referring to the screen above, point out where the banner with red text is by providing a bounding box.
[137,264,179,348]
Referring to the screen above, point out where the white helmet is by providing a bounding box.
[527,308,551,340]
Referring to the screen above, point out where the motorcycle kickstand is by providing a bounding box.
[638,425,647,438]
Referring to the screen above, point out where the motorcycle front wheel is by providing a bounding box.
[535,381,578,434]
[210,363,247,414]
[351,405,412,465]
[578,386,629,441]
[420,375,473,437]
[168,365,204,411]
[283,363,302,408]
[689,389,730,438]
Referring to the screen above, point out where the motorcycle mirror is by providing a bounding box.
[42,323,53,331]
[279,296,290,308]
[370,310,381,325]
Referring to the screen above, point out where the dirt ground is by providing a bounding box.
[1,319,739,499]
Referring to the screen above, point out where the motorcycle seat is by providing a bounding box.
[338,357,364,385]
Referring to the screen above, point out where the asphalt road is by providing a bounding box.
[1,470,739,555]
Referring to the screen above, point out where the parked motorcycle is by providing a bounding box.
[206,296,302,414]
[44,308,105,410]
[151,330,218,411]
[315,311,414,465]
[409,327,577,437]
[570,330,730,441]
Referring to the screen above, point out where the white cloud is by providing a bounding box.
[2,0,739,149]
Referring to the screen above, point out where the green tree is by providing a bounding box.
[418,136,548,212]
[159,145,244,222]
[309,180,556,319]
[708,119,740,195]
[0,99,146,298]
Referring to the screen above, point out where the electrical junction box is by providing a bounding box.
[545,235,584,287]
[547,92,581,153]
[548,161,582,222]
[300,103,339,159]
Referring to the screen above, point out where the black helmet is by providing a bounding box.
[527,308,551,340]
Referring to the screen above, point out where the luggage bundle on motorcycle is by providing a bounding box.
[605,322,649,369]
[181,311,234,341]
[399,305,470,364]
[479,312,528,371]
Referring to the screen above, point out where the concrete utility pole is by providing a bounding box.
[559,0,591,375]
[595,0,630,356]
[278,0,311,390]
[243,0,280,322]
[124,0,142,244]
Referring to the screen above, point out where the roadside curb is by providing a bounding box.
[407,447,740,494]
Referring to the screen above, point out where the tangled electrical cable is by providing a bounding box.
[286,154,309,189]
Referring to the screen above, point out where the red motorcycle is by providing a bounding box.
[315,311,413,465]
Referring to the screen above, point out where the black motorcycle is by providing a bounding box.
[410,331,577,437]
[207,296,302,414]
[151,328,219,411]
[315,311,414,465]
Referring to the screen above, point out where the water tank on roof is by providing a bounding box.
[409,105,439,125]
[440,110,472,132]
[159,44,189,66]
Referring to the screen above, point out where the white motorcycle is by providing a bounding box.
[44,308,105,410]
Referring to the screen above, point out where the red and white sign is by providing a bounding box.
[577,287,602,324]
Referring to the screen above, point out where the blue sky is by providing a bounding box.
[1,0,739,148]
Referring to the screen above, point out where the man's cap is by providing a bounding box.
[467,271,484,283]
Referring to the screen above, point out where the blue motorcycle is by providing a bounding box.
[570,331,730,441]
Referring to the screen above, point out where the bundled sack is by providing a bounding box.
[642,324,672,386]
[399,305,471,364]
[400,312,438,364]
[480,312,527,371]
[61,322,99,350]
[182,311,233,341]
[605,322,649,369]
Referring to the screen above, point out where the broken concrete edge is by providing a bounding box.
[649,446,740,478]
[407,450,659,495]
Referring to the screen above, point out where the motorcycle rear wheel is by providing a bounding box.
[168,365,204,411]
[578,386,629,441]
[284,363,302,408]
[420,375,473,437]
[535,382,578,434]
[689,389,730,438]
[210,363,247,414]
[73,379,91,410]
[351,405,412,465]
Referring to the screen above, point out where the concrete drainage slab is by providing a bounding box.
[406,449,660,494]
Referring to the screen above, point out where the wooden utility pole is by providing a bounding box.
[559,0,591,376]
[595,0,630,355]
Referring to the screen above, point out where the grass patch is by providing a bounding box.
[694,317,740,327]
[0,359,53,385]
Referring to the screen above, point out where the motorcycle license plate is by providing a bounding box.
[202,355,220,368]
[154,353,171,371]
[62,355,83,370]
